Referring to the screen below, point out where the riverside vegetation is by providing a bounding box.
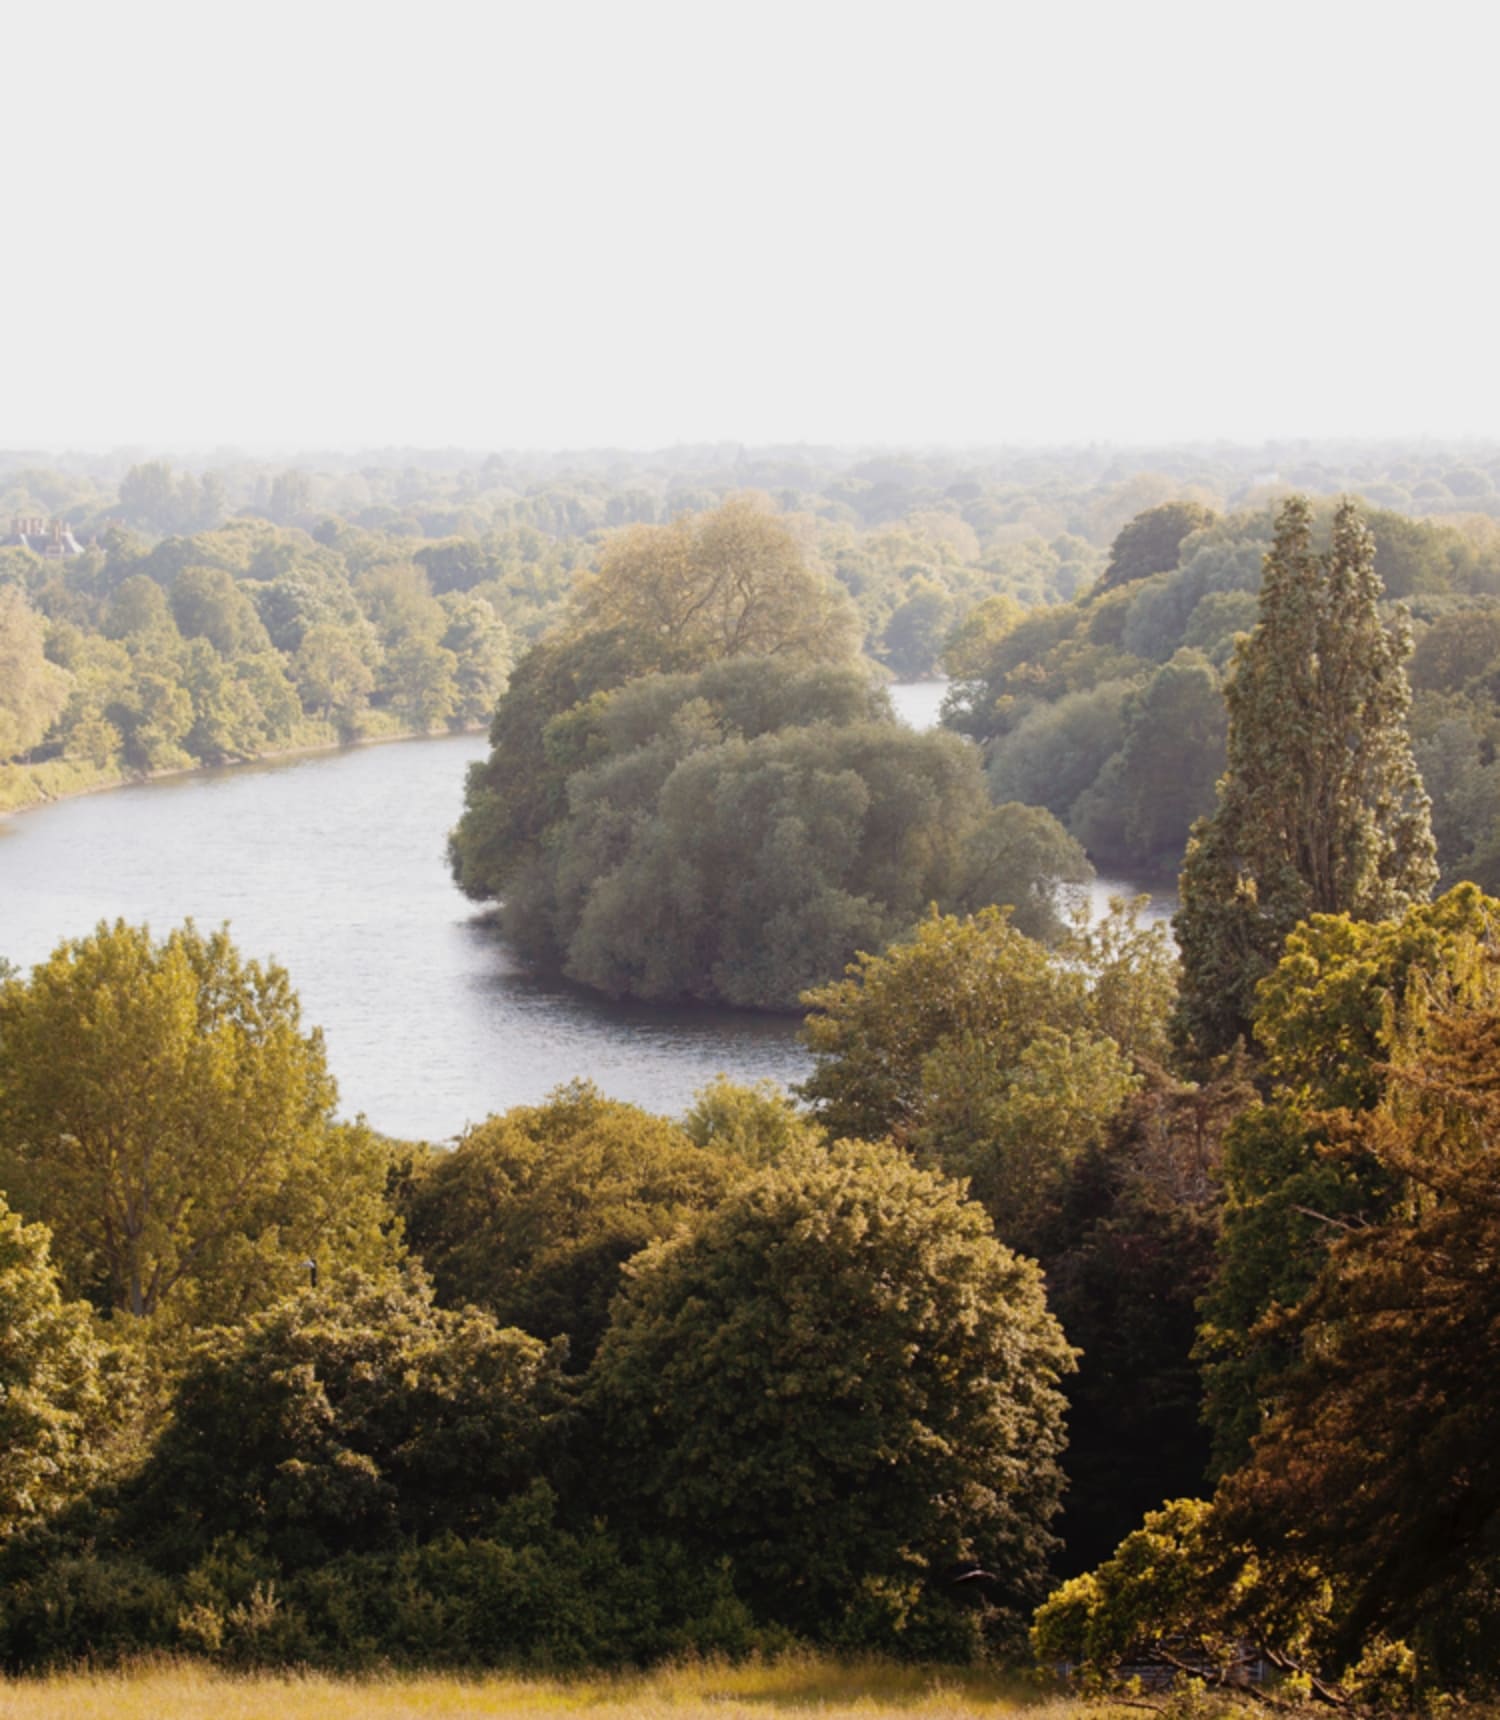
[3,456,1500,1712]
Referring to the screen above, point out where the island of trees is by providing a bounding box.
[3,445,1500,1710]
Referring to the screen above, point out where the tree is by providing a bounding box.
[1197,885,1500,1470]
[571,495,862,666]
[554,719,1027,1009]
[680,1076,823,1166]
[1073,650,1227,872]
[798,904,1169,1146]
[1031,1496,1343,1703]
[384,635,458,729]
[985,680,1134,824]
[881,580,956,678]
[0,584,70,761]
[0,1197,125,1539]
[169,566,271,657]
[460,653,1072,1010]
[292,621,378,725]
[1215,1005,1500,1689]
[0,921,396,1325]
[953,800,1093,945]
[1038,1006,1500,1702]
[1092,500,1217,598]
[448,627,662,903]
[437,591,511,723]
[117,461,178,533]
[400,1083,739,1368]
[797,905,1173,1255]
[1174,496,1438,1058]
[586,1141,1075,1645]
[118,1269,564,1568]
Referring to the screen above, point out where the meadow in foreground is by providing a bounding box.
[0,1655,1109,1720]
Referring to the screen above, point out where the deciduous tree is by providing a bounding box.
[587,1141,1074,1645]
[0,1198,126,1539]
[0,921,396,1326]
[571,495,861,667]
[400,1083,738,1367]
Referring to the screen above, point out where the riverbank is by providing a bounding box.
[0,717,487,819]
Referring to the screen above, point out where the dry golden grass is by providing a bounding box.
[0,1654,1119,1720]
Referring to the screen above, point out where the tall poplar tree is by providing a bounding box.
[1173,496,1436,1057]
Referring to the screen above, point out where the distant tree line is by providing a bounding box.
[0,517,514,801]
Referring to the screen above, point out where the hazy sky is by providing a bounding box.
[6,0,1496,452]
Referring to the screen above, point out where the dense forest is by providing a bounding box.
[3,443,1500,1709]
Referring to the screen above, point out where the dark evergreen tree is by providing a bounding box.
[1173,496,1437,1057]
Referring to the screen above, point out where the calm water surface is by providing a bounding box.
[0,683,1170,1141]
[0,733,817,1142]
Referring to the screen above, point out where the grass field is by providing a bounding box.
[0,1655,1121,1720]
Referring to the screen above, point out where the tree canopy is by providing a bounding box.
[0,921,397,1325]
[1174,496,1437,1057]
[114,1269,565,1568]
[0,1198,126,1540]
[458,655,1091,1009]
[570,495,861,667]
[399,1083,740,1368]
[586,1141,1075,1647]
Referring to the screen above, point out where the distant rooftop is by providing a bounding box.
[5,515,84,558]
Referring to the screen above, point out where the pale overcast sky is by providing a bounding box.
[5,0,1497,452]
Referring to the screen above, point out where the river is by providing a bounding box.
[0,682,1169,1142]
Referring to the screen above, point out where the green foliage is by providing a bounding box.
[1216,1007,1500,1689]
[986,681,1134,826]
[1174,497,1438,1058]
[1200,886,1500,1470]
[400,1083,738,1367]
[0,584,71,760]
[680,1077,823,1166]
[464,650,1087,1009]
[0,1509,765,1673]
[799,908,1089,1144]
[0,1198,129,1539]
[1093,501,1217,598]
[586,1141,1075,1645]
[572,494,862,667]
[1254,883,1500,1108]
[798,904,1176,1254]
[954,801,1093,944]
[905,1027,1138,1257]
[1031,1496,1334,1698]
[881,580,956,679]
[0,920,398,1325]
[1074,652,1227,871]
[448,626,662,901]
[115,1269,563,1569]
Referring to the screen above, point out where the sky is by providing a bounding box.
[5,0,1497,453]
